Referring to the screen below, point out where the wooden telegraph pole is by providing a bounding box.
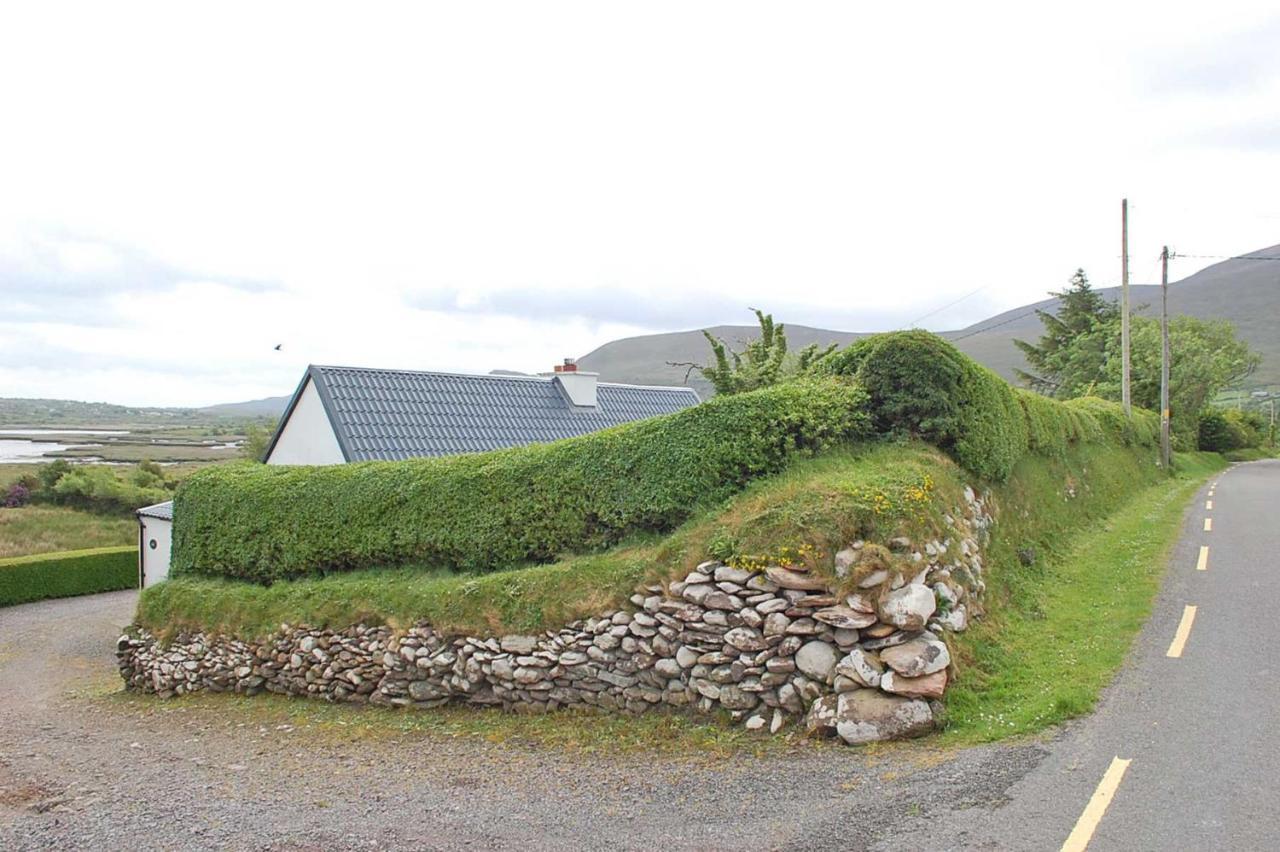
[1121,199,1132,417]
[1160,246,1171,468]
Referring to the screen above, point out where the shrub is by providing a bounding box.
[819,330,1028,480]
[1199,408,1264,452]
[49,465,170,515]
[0,546,137,608]
[173,379,871,583]
[3,483,30,508]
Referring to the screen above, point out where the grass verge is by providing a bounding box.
[941,451,1226,743]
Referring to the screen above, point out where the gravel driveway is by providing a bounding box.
[0,591,1046,851]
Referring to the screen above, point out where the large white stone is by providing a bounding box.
[880,584,936,631]
[834,689,936,745]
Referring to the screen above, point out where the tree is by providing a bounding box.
[1013,269,1118,398]
[673,309,836,395]
[242,419,278,462]
[1098,316,1261,445]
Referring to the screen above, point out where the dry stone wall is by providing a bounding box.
[119,488,993,746]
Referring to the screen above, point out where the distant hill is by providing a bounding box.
[198,396,291,419]
[579,245,1280,394]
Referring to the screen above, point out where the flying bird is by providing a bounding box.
[273,344,283,351]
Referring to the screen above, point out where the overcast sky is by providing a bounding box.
[3,2,1279,407]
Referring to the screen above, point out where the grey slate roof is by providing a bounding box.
[136,500,173,521]
[268,365,701,462]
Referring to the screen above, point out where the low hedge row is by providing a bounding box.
[818,331,1157,479]
[0,546,138,607]
[172,379,872,583]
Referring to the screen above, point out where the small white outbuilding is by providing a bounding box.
[136,500,173,588]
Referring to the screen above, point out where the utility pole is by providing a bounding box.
[1160,246,1171,469]
[1121,199,1131,417]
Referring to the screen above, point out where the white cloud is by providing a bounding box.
[1,1,1278,406]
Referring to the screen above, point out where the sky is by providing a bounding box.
[2,1,1279,407]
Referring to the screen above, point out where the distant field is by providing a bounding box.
[0,505,136,559]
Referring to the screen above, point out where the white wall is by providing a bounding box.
[140,517,172,588]
[266,377,346,465]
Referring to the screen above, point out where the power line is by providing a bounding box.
[903,284,990,329]
[1170,253,1280,262]
[950,306,1044,341]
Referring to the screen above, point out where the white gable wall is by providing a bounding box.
[266,377,346,465]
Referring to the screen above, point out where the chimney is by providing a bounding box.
[545,358,598,407]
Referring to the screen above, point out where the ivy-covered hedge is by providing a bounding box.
[173,379,871,583]
[818,331,1157,479]
[0,546,138,608]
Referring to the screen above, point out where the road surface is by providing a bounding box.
[879,459,1280,850]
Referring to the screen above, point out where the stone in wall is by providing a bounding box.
[118,490,994,746]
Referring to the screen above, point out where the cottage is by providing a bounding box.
[134,360,699,584]
[261,360,700,465]
[136,500,173,588]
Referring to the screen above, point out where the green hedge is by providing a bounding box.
[173,379,871,583]
[0,546,138,607]
[818,331,1157,480]
[819,331,1026,480]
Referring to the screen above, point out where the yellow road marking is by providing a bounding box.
[1206,500,1213,510]
[1062,757,1133,852]
[1166,605,1198,658]
[1204,518,1212,532]
[1196,546,1209,572]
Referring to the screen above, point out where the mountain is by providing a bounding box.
[197,396,292,419]
[579,245,1280,395]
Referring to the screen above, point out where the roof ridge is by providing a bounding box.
[311,364,697,393]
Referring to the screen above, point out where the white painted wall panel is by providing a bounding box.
[266,378,345,465]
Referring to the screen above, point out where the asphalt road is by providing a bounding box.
[880,459,1280,850]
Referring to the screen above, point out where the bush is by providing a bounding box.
[819,331,1028,480]
[0,546,138,607]
[1199,408,1264,452]
[173,379,872,583]
[3,483,30,508]
[48,465,170,515]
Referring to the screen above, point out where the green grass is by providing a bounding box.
[0,505,136,559]
[941,450,1225,742]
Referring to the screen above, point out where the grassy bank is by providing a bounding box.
[0,505,136,559]
[942,451,1225,742]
